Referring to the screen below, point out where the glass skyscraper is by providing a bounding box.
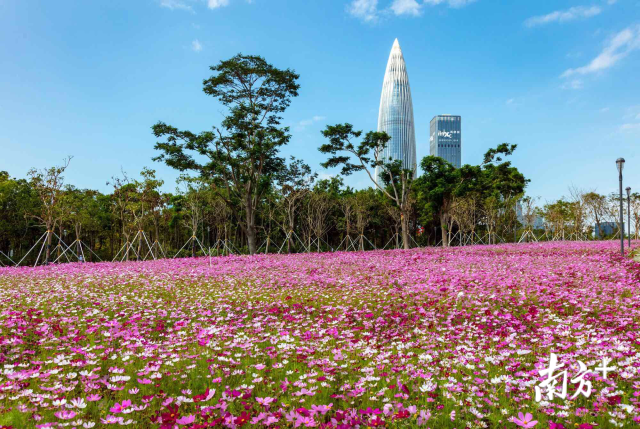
[430,115,462,168]
[375,39,417,185]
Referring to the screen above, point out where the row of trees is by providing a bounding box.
[1,159,637,265]
[1,53,635,264]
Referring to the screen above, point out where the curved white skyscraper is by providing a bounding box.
[375,39,417,185]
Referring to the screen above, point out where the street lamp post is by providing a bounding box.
[626,186,632,248]
[616,158,625,256]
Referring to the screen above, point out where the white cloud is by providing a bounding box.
[191,39,203,52]
[562,25,640,77]
[347,0,379,22]
[391,0,422,16]
[561,79,583,90]
[524,6,601,27]
[295,116,326,131]
[317,172,335,181]
[620,123,640,131]
[506,98,514,105]
[208,0,230,8]
[159,0,194,12]
[423,0,475,7]
[159,0,254,12]
[619,106,640,132]
[348,0,473,21]
[600,107,610,112]
[443,0,476,7]
[622,105,640,119]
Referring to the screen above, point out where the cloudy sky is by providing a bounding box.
[1,0,639,201]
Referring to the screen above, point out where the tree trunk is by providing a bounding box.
[439,212,448,248]
[401,212,410,250]
[57,225,63,261]
[45,229,53,264]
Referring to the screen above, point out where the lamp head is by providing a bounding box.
[616,157,626,173]
[626,187,631,197]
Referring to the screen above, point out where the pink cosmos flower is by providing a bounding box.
[101,415,124,424]
[176,415,195,425]
[257,397,275,406]
[311,404,332,415]
[264,416,279,426]
[513,412,538,428]
[137,378,152,384]
[86,394,101,402]
[54,410,76,420]
[251,412,268,424]
[417,410,431,426]
[293,388,315,397]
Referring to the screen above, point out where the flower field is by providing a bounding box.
[0,242,639,429]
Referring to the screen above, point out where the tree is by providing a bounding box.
[520,196,539,241]
[567,186,588,238]
[108,171,136,261]
[127,168,164,259]
[153,54,300,254]
[451,194,479,245]
[177,176,207,257]
[631,192,640,240]
[352,190,375,250]
[306,188,334,252]
[27,157,72,264]
[0,172,40,259]
[62,186,99,260]
[584,192,607,239]
[319,123,414,249]
[414,156,458,246]
[276,157,315,253]
[416,144,527,246]
[542,200,572,240]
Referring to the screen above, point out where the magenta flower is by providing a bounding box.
[176,415,195,425]
[311,404,333,415]
[256,397,275,406]
[513,412,538,428]
[54,410,76,420]
[86,394,101,402]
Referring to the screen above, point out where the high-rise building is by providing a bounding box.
[430,115,462,168]
[375,39,417,185]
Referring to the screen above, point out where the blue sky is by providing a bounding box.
[1,0,639,202]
